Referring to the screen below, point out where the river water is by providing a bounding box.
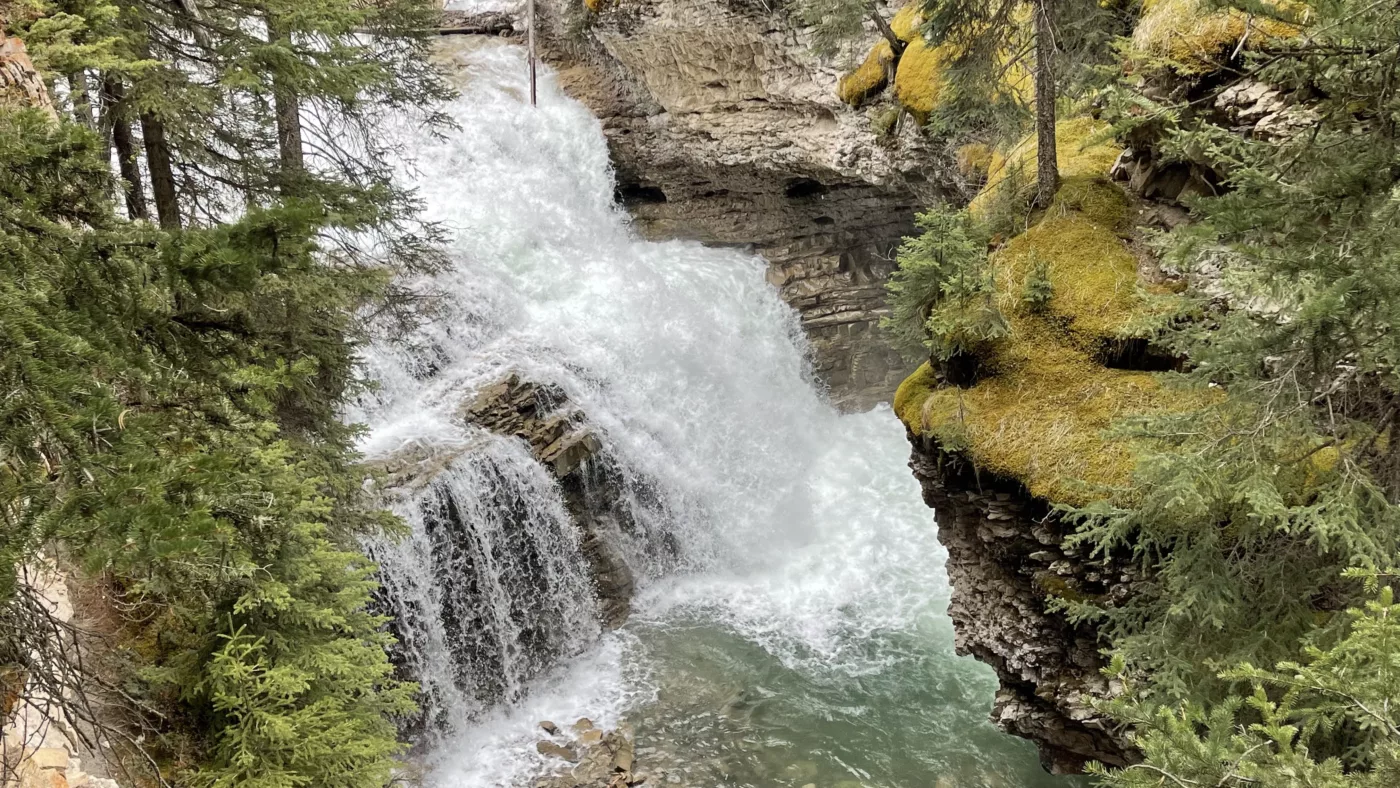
[355,36,1086,788]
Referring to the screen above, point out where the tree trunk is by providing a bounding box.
[68,70,94,128]
[102,77,149,221]
[141,112,180,229]
[1032,0,1059,208]
[266,14,305,188]
[869,6,906,56]
[0,37,56,116]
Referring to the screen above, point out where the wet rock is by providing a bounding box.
[612,737,635,772]
[538,740,580,762]
[531,722,649,788]
[904,436,1138,773]
[541,720,560,735]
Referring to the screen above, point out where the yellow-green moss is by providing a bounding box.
[994,180,1138,344]
[897,158,1205,506]
[893,37,951,119]
[840,2,1027,117]
[839,39,895,107]
[895,361,941,428]
[1131,0,1299,74]
[890,3,923,41]
[957,143,996,180]
[969,116,1123,220]
[585,0,605,12]
[900,341,1177,504]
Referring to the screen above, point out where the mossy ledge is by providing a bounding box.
[899,130,1200,506]
[893,118,1203,771]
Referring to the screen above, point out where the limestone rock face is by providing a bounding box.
[520,0,953,409]
[906,434,1138,774]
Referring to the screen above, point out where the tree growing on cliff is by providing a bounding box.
[918,0,1118,205]
[882,204,1007,366]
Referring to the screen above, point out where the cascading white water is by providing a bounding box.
[367,430,601,730]
[358,34,1082,788]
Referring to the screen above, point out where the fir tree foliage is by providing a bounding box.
[882,205,1008,362]
[1094,571,1400,788]
[1,0,443,782]
[0,106,415,787]
[1076,0,1400,780]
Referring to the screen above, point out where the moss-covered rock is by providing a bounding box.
[1130,0,1298,74]
[892,36,951,120]
[838,2,922,108]
[969,116,1124,220]
[838,39,896,107]
[897,141,1203,506]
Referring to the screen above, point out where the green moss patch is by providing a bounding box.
[893,37,950,119]
[839,40,896,106]
[995,179,1139,345]
[897,157,1203,506]
[1130,0,1299,74]
[970,117,1124,220]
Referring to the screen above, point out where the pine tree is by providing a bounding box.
[918,0,1119,204]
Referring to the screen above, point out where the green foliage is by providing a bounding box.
[1057,0,1400,777]
[1094,572,1400,787]
[882,205,1007,361]
[1020,255,1052,311]
[0,104,413,786]
[13,0,451,281]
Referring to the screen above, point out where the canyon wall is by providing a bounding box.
[906,437,1137,773]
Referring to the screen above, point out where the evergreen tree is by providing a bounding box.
[1,0,448,781]
[1072,0,1400,778]
[0,100,417,787]
[917,0,1121,202]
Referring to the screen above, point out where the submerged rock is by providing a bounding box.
[533,722,648,788]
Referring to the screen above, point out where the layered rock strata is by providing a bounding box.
[460,375,637,628]
[458,0,956,409]
[907,438,1136,773]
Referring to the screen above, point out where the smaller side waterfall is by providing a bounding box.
[368,433,600,737]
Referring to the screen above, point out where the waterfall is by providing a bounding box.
[357,35,833,726]
[358,34,1073,788]
[367,431,600,732]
